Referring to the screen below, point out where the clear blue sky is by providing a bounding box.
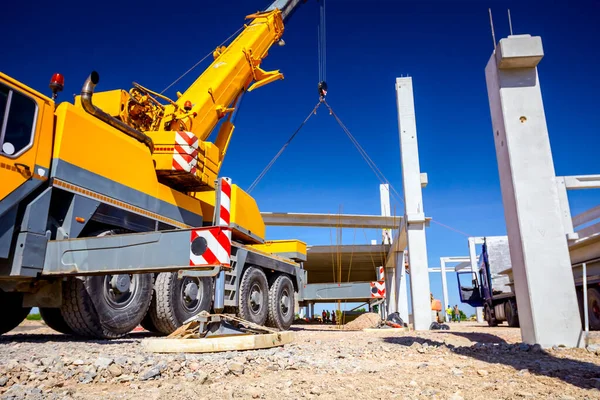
[4,0,599,317]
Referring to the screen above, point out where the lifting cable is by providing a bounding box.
[322,100,405,206]
[246,101,322,193]
[318,0,327,84]
[323,100,473,239]
[160,26,245,95]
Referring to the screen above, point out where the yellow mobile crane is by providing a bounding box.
[0,0,309,339]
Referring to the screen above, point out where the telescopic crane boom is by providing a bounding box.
[82,0,307,192]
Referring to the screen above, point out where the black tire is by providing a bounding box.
[238,267,269,326]
[504,300,520,328]
[149,272,212,335]
[61,273,153,339]
[140,311,161,334]
[140,274,161,334]
[485,305,498,327]
[576,288,585,326]
[587,287,600,330]
[266,274,295,330]
[40,307,73,334]
[0,290,31,335]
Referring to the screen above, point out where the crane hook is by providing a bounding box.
[318,81,328,101]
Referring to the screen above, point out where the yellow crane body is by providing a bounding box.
[52,101,203,229]
[56,8,291,242]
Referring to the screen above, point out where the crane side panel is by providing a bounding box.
[52,103,203,227]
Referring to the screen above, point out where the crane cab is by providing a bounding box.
[0,73,54,259]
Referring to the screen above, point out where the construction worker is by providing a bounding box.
[322,310,326,323]
[446,306,453,323]
[331,310,336,325]
[453,305,461,323]
[326,310,331,323]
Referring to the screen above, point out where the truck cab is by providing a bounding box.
[456,237,520,327]
[0,73,54,266]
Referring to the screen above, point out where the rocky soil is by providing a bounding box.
[1,322,599,399]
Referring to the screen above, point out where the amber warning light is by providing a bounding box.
[49,73,64,100]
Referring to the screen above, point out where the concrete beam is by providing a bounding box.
[303,244,389,284]
[485,34,582,347]
[572,205,600,229]
[429,268,456,273]
[299,282,375,303]
[562,175,600,190]
[261,212,402,229]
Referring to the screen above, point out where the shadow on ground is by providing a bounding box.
[383,333,600,390]
[0,330,155,345]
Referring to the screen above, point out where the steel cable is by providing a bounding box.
[160,26,245,95]
[247,101,322,193]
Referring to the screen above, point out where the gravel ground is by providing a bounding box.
[1,321,599,399]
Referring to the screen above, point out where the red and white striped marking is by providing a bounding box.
[370,281,386,298]
[172,131,199,174]
[378,266,385,281]
[218,178,231,227]
[188,178,233,267]
[189,227,232,266]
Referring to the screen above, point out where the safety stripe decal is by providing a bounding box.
[189,227,231,266]
[172,131,199,174]
[371,266,386,298]
[370,281,386,298]
[52,178,191,229]
[219,178,231,226]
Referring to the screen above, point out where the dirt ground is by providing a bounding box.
[1,321,599,400]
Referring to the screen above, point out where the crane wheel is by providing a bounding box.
[0,290,31,335]
[504,300,519,328]
[40,307,73,335]
[61,273,153,339]
[148,272,212,335]
[139,274,162,334]
[238,267,269,326]
[140,311,162,334]
[484,305,498,327]
[587,287,600,330]
[266,274,295,331]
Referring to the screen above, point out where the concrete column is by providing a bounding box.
[468,239,484,323]
[397,251,409,323]
[396,77,432,331]
[380,184,392,245]
[440,259,449,322]
[382,265,396,315]
[485,34,583,347]
[310,303,315,319]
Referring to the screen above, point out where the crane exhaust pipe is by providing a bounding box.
[80,71,154,153]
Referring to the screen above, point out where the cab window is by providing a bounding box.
[0,83,38,157]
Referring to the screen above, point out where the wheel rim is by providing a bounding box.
[249,283,263,314]
[180,277,203,312]
[280,288,290,317]
[103,274,137,309]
